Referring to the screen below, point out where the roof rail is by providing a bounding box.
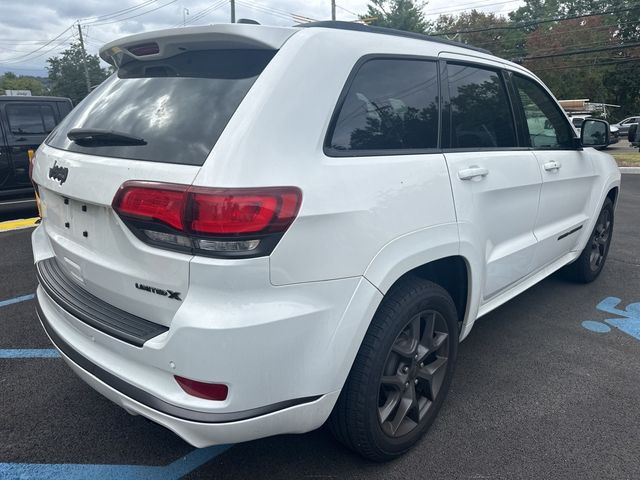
[298,21,492,55]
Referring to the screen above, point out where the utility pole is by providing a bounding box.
[77,23,91,94]
[331,0,336,21]
[230,0,236,23]
[183,8,189,26]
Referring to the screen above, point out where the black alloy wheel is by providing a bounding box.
[589,206,612,272]
[562,197,614,283]
[378,310,449,437]
[329,278,458,461]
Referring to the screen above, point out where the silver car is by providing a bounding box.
[613,116,640,137]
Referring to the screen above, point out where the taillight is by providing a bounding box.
[112,181,302,258]
[115,184,186,231]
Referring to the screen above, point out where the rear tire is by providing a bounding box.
[562,198,614,283]
[329,277,458,461]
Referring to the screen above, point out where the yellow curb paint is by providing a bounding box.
[0,217,40,232]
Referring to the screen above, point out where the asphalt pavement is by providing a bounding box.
[1,175,639,480]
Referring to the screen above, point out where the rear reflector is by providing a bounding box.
[174,376,228,401]
[112,181,302,258]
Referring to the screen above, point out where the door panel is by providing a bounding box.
[442,62,542,300]
[510,74,598,267]
[531,149,596,267]
[446,151,542,299]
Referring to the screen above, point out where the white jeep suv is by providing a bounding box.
[31,21,621,461]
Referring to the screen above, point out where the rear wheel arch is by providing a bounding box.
[380,256,470,333]
[606,186,618,207]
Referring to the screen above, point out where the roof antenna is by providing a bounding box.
[237,18,260,24]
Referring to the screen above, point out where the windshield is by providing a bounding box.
[46,49,276,166]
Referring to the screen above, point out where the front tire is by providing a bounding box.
[329,277,458,461]
[563,197,614,283]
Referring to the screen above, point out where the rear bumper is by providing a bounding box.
[37,298,338,447]
[32,223,383,446]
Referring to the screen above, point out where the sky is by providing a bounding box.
[0,0,525,76]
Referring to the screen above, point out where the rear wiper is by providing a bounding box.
[67,128,147,146]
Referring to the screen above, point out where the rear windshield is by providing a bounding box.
[46,49,276,166]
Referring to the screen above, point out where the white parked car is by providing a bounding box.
[31,21,621,461]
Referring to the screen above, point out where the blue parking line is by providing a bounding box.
[0,293,35,308]
[0,349,60,359]
[0,445,230,480]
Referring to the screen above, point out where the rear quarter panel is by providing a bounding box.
[192,28,458,286]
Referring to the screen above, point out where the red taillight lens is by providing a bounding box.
[114,183,187,231]
[174,376,228,401]
[190,192,278,234]
[112,182,302,258]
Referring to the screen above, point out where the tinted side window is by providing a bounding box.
[6,104,48,135]
[41,105,57,132]
[513,75,574,149]
[328,58,439,152]
[57,101,72,119]
[448,64,517,149]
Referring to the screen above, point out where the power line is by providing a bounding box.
[0,32,76,66]
[80,0,159,24]
[432,4,640,36]
[179,0,227,26]
[0,25,75,63]
[532,56,640,72]
[235,0,316,23]
[518,42,640,61]
[335,4,358,17]
[427,0,521,17]
[88,0,178,27]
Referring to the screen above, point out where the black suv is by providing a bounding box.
[0,96,72,210]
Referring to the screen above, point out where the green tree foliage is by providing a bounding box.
[47,42,109,105]
[362,0,430,34]
[433,11,526,59]
[0,72,47,96]
[522,16,614,103]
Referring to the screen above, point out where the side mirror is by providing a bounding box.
[580,119,610,149]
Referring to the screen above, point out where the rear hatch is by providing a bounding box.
[33,25,293,327]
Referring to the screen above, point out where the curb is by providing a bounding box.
[619,167,640,174]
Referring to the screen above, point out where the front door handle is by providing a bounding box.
[458,166,489,181]
[544,160,562,171]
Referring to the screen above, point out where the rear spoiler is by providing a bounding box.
[99,24,297,68]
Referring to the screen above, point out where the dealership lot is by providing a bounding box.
[1,175,638,480]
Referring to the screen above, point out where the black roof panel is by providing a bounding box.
[299,21,492,55]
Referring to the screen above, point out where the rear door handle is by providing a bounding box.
[544,160,562,171]
[458,166,489,181]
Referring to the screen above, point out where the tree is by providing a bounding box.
[522,16,616,103]
[433,11,525,60]
[47,42,109,105]
[0,72,47,96]
[362,0,430,34]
